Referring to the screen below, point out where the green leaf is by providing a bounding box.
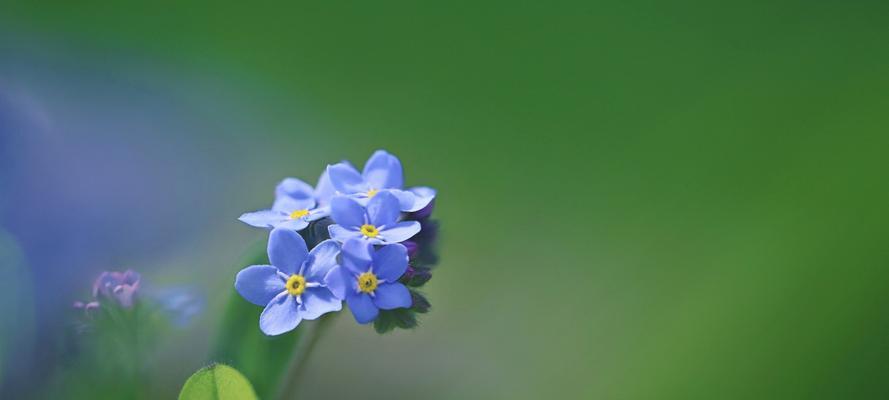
[409,290,431,313]
[178,364,258,400]
[373,310,397,334]
[210,241,303,399]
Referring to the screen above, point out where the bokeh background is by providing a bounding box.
[2,1,889,399]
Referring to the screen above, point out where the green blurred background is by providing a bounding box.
[2,1,889,398]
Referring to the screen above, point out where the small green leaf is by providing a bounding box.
[373,310,397,334]
[179,364,258,400]
[392,308,418,329]
[409,290,431,314]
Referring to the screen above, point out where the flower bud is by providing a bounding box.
[402,241,419,258]
[401,266,432,287]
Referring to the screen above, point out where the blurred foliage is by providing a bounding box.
[45,297,174,399]
[0,231,34,384]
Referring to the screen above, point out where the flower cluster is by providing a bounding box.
[72,269,204,331]
[235,150,440,335]
[73,270,142,318]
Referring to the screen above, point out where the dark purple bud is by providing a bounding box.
[402,265,416,281]
[401,266,432,287]
[403,241,419,258]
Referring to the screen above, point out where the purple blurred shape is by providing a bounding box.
[92,270,141,308]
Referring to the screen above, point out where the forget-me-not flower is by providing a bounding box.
[325,238,412,324]
[239,174,331,231]
[235,228,342,335]
[328,191,421,244]
[327,150,435,212]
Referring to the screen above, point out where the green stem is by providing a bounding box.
[274,314,337,400]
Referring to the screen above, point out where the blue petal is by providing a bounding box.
[330,196,367,227]
[314,169,336,206]
[275,177,315,200]
[260,292,301,335]
[407,186,436,212]
[276,218,310,231]
[388,189,418,212]
[372,244,408,282]
[409,186,436,204]
[238,210,287,229]
[323,265,351,300]
[328,224,363,243]
[372,283,412,310]
[341,238,373,275]
[346,292,379,324]
[380,221,421,243]
[406,187,436,217]
[268,228,308,275]
[306,206,330,221]
[272,196,316,213]
[235,265,285,306]
[299,287,342,319]
[362,150,404,190]
[327,163,368,195]
[304,239,340,282]
[367,191,400,227]
[386,187,436,212]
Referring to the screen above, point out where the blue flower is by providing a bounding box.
[326,150,436,212]
[326,239,413,324]
[238,173,332,231]
[234,228,342,335]
[328,191,421,244]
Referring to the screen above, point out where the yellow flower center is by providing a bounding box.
[366,188,379,198]
[360,224,379,238]
[289,209,310,219]
[357,272,378,293]
[285,274,307,296]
